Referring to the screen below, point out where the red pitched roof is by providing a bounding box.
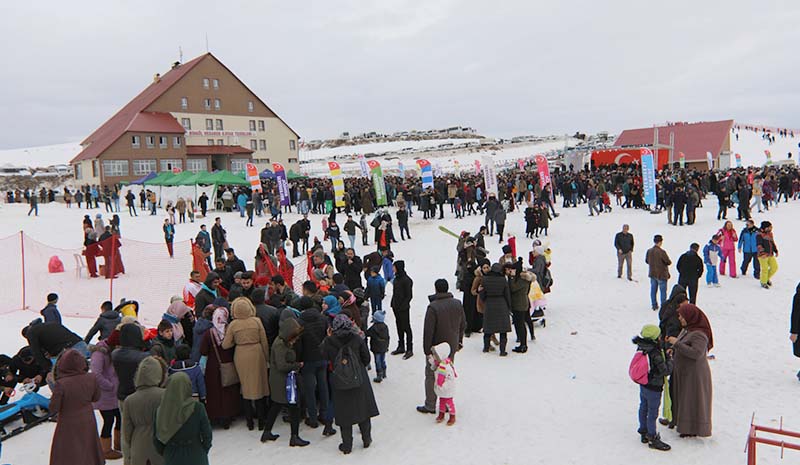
[186,145,253,156]
[71,54,209,163]
[613,120,734,161]
[126,111,186,133]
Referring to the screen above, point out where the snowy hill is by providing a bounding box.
[731,129,799,167]
[0,142,81,168]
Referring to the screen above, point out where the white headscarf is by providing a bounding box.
[212,307,229,343]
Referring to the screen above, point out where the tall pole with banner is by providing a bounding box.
[328,161,346,207]
[640,148,657,206]
[272,163,290,206]
[367,160,387,206]
[417,159,434,190]
[481,155,498,197]
[246,163,262,193]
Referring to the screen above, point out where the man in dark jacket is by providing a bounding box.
[390,260,414,359]
[296,303,330,428]
[340,249,364,291]
[211,217,227,261]
[614,224,634,280]
[224,248,246,282]
[22,319,84,371]
[194,272,222,315]
[676,243,704,304]
[111,324,148,402]
[484,195,499,235]
[417,279,466,414]
[84,300,121,343]
[40,293,61,324]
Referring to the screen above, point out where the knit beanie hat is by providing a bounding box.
[640,324,661,341]
[372,310,386,323]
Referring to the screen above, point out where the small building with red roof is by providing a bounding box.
[71,53,300,186]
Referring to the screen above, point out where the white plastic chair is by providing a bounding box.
[73,253,86,278]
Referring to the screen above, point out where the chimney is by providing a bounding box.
[153,73,161,83]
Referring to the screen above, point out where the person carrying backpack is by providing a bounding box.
[631,324,673,451]
[321,314,379,455]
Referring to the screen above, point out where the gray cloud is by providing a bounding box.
[1,0,799,150]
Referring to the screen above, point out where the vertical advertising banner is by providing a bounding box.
[533,154,551,194]
[640,149,656,206]
[272,163,289,206]
[474,159,481,176]
[246,163,262,193]
[453,159,460,175]
[706,151,714,170]
[764,150,772,165]
[481,155,498,197]
[358,154,369,177]
[417,159,434,190]
[735,153,742,168]
[367,160,387,206]
[517,159,525,171]
[398,162,405,178]
[328,161,345,207]
[679,152,686,169]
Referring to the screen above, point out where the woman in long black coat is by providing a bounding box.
[480,263,512,356]
[320,314,379,455]
[790,283,800,376]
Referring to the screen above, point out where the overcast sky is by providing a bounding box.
[1,0,798,150]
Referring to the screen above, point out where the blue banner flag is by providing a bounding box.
[640,149,656,206]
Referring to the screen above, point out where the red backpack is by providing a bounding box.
[629,351,650,385]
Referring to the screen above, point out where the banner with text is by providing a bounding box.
[481,155,498,197]
[417,159,434,190]
[764,150,772,165]
[328,161,345,207]
[706,151,714,170]
[272,163,290,206]
[398,162,405,178]
[367,160,387,206]
[679,152,686,169]
[533,154,551,197]
[474,159,481,176]
[735,153,742,168]
[246,163,262,193]
[358,154,369,177]
[640,149,656,206]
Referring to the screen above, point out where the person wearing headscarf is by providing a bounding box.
[320,314,379,454]
[789,283,800,379]
[154,373,212,465]
[47,349,104,465]
[199,306,241,428]
[89,338,122,459]
[260,318,309,446]
[322,294,342,319]
[163,297,193,345]
[122,356,168,465]
[190,305,215,363]
[221,298,270,430]
[665,303,713,438]
[111,323,149,405]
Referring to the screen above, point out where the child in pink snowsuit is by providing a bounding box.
[717,220,738,277]
[429,343,458,426]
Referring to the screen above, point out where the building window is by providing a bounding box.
[259,140,267,151]
[207,139,214,145]
[173,136,182,148]
[250,140,258,150]
[131,135,140,148]
[75,163,83,180]
[186,158,207,173]
[205,119,213,130]
[146,136,155,148]
[102,160,129,177]
[212,79,219,89]
[92,160,99,177]
[214,99,221,111]
[249,120,256,131]
[289,140,297,150]
[181,118,191,130]
[258,120,266,132]
[287,158,298,164]
[217,139,224,145]
[132,159,157,175]
[204,99,211,110]
[253,158,270,164]
[231,159,248,173]
[160,159,182,172]
[215,119,223,130]
[202,78,209,89]
[247,101,254,112]
[159,136,168,148]
[180,97,188,110]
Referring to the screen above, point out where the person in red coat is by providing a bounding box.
[48,349,104,465]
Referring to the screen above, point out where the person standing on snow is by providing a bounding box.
[645,235,672,311]
[633,325,673,451]
[756,221,779,289]
[614,224,634,280]
[716,221,738,278]
[738,219,761,279]
[676,243,703,304]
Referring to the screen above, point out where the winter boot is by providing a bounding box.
[101,437,122,460]
[637,428,648,444]
[436,412,446,423]
[322,423,337,437]
[390,346,405,356]
[403,350,414,360]
[373,371,383,383]
[290,435,310,447]
[113,429,122,452]
[647,434,671,451]
[447,414,456,426]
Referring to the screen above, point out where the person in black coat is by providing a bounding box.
[22,319,82,372]
[194,272,222,316]
[481,263,512,355]
[658,285,687,347]
[339,249,364,291]
[296,304,330,429]
[790,283,800,370]
[671,186,687,226]
[84,301,121,343]
[389,260,413,358]
[365,310,390,382]
[110,324,149,402]
[676,243,704,304]
[211,218,226,261]
[320,315,379,454]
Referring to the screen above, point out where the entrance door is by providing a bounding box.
[211,155,227,171]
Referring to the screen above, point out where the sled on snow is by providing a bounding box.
[0,383,53,440]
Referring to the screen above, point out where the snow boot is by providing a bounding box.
[373,371,383,383]
[101,437,122,460]
[113,428,122,452]
[290,435,310,447]
[436,412,445,423]
[648,434,671,451]
[447,414,456,426]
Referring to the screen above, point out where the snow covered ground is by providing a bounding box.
[1,190,799,464]
[300,138,479,160]
[732,130,799,168]
[0,142,81,169]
